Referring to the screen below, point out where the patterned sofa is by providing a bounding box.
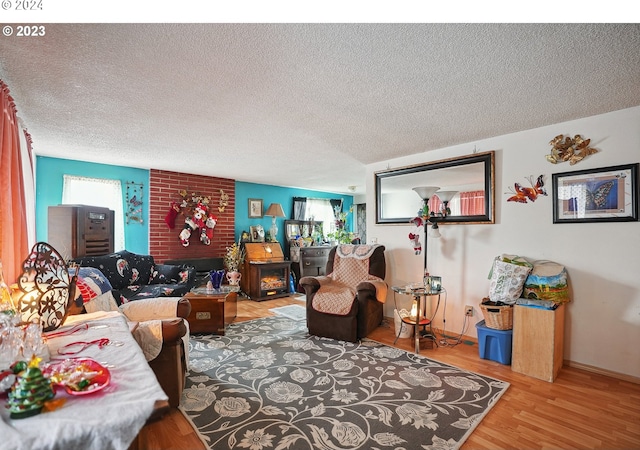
[73,250,196,304]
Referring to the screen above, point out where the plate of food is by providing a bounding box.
[44,358,110,395]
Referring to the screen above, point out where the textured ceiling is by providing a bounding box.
[1,23,640,194]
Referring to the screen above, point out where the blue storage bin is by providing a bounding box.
[476,320,513,365]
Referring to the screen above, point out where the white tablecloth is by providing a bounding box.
[0,311,168,450]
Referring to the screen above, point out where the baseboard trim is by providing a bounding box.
[384,316,640,384]
[563,360,640,385]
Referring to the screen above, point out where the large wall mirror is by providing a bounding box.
[375,151,495,224]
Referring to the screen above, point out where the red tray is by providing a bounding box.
[44,358,110,396]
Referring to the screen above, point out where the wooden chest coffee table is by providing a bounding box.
[184,286,238,334]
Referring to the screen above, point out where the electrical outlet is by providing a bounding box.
[465,305,473,316]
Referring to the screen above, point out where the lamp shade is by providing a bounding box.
[412,186,440,200]
[265,203,285,217]
[435,190,458,203]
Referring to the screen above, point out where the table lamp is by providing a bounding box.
[265,203,286,242]
[14,242,77,332]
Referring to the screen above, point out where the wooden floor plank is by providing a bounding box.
[136,295,640,450]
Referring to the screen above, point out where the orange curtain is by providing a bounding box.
[0,80,30,284]
[460,190,485,215]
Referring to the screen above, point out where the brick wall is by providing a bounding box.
[149,169,235,263]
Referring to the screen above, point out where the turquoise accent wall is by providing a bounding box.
[235,181,353,243]
[35,156,150,254]
[35,156,352,256]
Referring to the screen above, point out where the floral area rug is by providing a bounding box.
[180,316,509,450]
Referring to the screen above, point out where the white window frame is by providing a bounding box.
[305,198,337,238]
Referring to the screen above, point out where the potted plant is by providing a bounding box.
[327,206,355,244]
[224,240,245,285]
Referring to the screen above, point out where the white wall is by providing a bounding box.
[366,106,640,378]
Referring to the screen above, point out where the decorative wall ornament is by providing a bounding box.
[163,190,217,247]
[546,134,598,165]
[125,181,144,224]
[506,175,547,203]
[218,189,229,213]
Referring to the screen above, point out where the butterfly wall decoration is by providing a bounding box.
[129,195,142,207]
[585,180,616,210]
[507,175,547,204]
[546,134,598,165]
[218,189,229,213]
[126,181,144,224]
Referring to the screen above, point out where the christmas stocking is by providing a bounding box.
[164,202,180,229]
[180,218,196,247]
[200,214,217,245]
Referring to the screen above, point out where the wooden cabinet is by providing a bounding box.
[184,288,237,334]
[283,219,331,290]
[511,303,565,382]
[291,246,331,278]
[48,205,114,260]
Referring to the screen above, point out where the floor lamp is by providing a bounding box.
[411,186,442,347]
[434,190,458,217]
[412,186,440,275]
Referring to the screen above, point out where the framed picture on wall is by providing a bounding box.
[248,198,263,218]
[552,163,638,223]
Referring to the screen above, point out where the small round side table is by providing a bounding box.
[391,285,444,354]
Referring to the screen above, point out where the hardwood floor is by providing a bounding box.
[136,295,640,449]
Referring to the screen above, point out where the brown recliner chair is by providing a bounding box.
[149,304,190,409]
[300,244,387,343]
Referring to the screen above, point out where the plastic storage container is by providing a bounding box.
[476,320,513,365]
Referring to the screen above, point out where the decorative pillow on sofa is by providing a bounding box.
[122,251,154,286]
[73,252,133,290]
[74,267,113,303]
[149,264,192,285]
[68,267,118,314]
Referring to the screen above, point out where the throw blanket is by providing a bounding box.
[312,245,386,315]
[131,321,163,361]
[119,297,188,364]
